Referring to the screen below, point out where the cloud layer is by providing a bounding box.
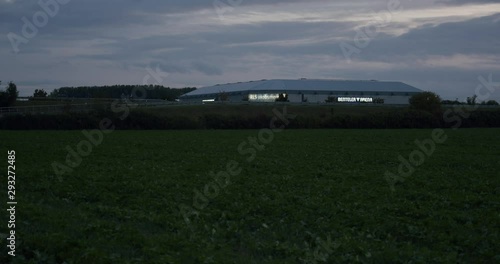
[1,0,499,100]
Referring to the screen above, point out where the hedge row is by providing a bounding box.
[1,108,500,130]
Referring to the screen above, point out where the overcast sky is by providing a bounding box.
[1,0,500,100]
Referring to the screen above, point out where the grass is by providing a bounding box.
[0,129,499,263]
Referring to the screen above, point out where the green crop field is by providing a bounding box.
[1,129,499,263]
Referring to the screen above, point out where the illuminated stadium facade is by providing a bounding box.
[180,79,423,104]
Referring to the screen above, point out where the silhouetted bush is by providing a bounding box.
[410,91,442,116]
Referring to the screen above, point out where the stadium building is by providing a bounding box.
[180,79,423,104]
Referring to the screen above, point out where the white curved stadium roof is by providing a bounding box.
[181,79,422,97]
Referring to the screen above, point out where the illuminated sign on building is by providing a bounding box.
[249,94,281,102]
[337,97,373,103]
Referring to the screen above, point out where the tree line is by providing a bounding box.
[48,85,196,101]
[441,94,499,106]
